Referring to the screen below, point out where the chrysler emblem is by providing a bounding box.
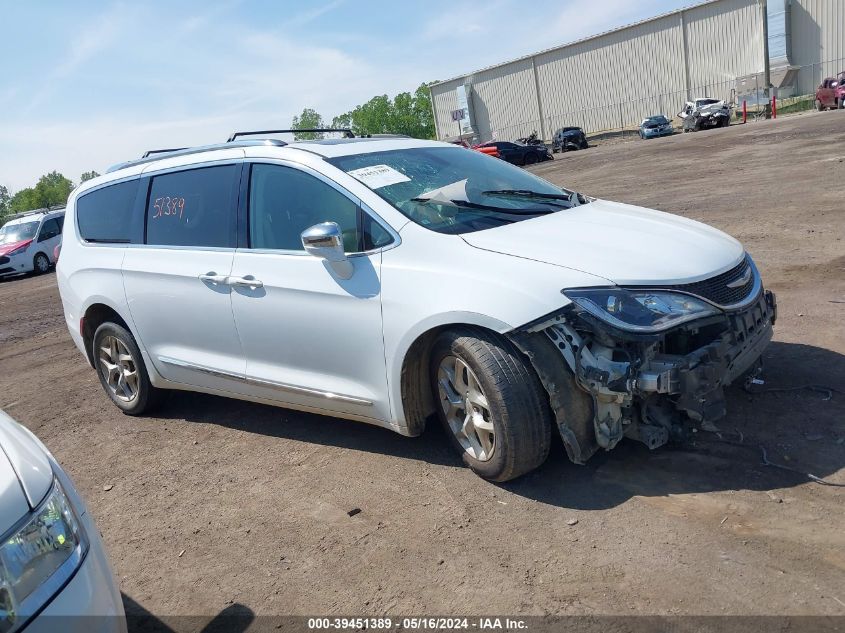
[726,268,752,288]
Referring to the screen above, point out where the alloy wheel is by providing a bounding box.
[98,335,139,402]
[437,355,495,461]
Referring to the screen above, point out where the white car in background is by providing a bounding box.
[0,410,126,633]
[678,98,732,131]
[0,209,65,279]
[57,131,775,482]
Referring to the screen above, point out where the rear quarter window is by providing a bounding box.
[76,180,140,243]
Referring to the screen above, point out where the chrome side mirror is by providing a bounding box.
[301,222,353,279]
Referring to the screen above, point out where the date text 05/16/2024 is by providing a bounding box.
[307,617,528,630]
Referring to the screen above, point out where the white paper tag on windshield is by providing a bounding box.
[347,164,410,189]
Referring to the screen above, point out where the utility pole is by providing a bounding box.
[761,0,772,118]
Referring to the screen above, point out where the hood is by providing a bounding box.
[0,410,53,530]
[0,238,33,257]
[460,199,745,286]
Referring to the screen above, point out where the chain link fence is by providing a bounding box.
[483,57,845,144]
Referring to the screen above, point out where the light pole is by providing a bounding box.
[761,0,772,118]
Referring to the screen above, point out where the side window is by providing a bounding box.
[249,164,361,252]
[146,165,238,248]
[76,180,139,243]
[37,219,60,242]
[362,213,392,250]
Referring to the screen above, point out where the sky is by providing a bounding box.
[0,0,694,192]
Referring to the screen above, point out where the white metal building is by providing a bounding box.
[430,0,844,142]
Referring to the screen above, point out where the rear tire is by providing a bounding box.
[92,322,166,415]
[33,253,50,275]
[429,328,552,482]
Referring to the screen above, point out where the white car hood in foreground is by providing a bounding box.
[461,199,745,286]
[0,410,53,531]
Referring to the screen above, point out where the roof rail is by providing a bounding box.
[3,206,65,222]
[227,128,355,142]
[142,147,188,158]
[106,139,288,174]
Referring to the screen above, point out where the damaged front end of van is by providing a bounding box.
[510,255,777,464]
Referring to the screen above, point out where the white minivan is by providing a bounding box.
[57,131,776,481]
[0,209,65,279]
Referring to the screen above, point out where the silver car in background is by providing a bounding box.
[639,115,674,139]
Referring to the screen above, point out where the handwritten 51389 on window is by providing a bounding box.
[152,196,186,220]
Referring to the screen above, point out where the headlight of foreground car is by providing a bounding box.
[563,288,719,333]
[0,478,88,633]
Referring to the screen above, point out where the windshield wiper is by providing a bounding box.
[409,197,555,215]
[482,189,574,206]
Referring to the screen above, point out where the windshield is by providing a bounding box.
[0,221,38,244]
[328,146,586,235]
[646,116,668,125]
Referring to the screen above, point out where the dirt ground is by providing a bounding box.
[1,111,843,626]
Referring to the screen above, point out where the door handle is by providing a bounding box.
[228,275,263,289]
[199,272,229,284]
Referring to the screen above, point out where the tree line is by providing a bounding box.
[291,83,436,140]
[0,171,99,224]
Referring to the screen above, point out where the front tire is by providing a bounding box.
[430,328,552,482]
[33,253,50,275]
[92,322,165,415]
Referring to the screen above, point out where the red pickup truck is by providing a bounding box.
[815,73,845,110]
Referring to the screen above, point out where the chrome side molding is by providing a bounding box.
[244,376,372,406]
[157,356,373,406]
[158,356,243,381]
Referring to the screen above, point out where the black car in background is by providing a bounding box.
[551,127,589,152]
[476,141,552,166]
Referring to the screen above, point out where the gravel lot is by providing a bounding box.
[1,111,843,627]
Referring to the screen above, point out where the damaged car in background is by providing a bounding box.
[679,98,732,132]
[59,135,775,483]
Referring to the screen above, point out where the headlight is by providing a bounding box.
[0,479,88,633]
[563,288,720,333]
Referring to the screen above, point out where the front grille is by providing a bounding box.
[673,256,755,307]
[630,256,756,307]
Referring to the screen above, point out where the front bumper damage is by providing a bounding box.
[510,289,777,464]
